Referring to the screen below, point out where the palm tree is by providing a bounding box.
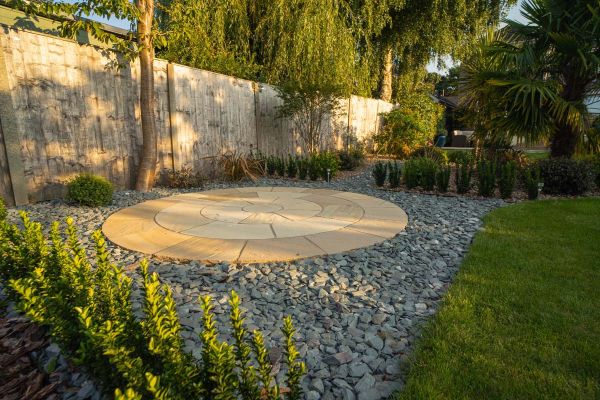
[460,0,600,158]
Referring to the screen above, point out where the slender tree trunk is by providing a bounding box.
[135,0,158,192]
[379,45,393,102]
[550,122,578,158]
[550,75,587,158]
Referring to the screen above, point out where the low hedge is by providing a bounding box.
[537,158,595,195]
[0,201,305,399]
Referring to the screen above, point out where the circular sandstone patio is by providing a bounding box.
[102,187,408,263]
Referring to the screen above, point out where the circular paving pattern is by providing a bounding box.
[102,187,408,263]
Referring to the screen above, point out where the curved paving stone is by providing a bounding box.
[103,187,408,263]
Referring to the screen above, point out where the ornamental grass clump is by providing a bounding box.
[477,160,497,197]
[388,162,401,188]
[0,210,306,399]
[498,161,517,199]
[67,173,113,207]
[372,162,387,187]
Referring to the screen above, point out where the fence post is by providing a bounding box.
[166,62,180,171]
[0,40,27,205]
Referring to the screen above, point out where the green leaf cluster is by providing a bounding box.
[67,173,114,207]
[0,212,306,399]
[375,93,445,158]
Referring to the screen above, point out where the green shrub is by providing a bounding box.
[0,198,6,222]
[266,156,278,176]
[314,152,340,180]
[67,174,113,207]
[419,158,438,191]
[403,158,438,190]
[498,161,517,199]
[578,154,600,187]
[275,157,286,177]
[448,150,474,166]
[372,162,387,187]
[523,166,542,200]
[404,159,420,189]
[297,158,308,180]
[373,93,445,158]
[537,158,595,195]
[167,167,204,188]
[477,160,497,197]
[456,162,473,194]
[337,147,364,171]
[0,214,306,399]
[410,147,448,164]
[388,162,401,188]
[286,156,298,178]
[436,166,451,193]
[307,157,321,181]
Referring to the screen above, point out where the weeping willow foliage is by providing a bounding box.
[156,0,387,95]
[156,0,261,80]
[383,0,516,100]
[256,0,356,94]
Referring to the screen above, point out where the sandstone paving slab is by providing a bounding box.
[238,237,324,263]
[155,236,246,261]
[102,187,408,262]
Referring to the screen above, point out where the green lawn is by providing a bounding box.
[396,198,600,400]
[524,150,550,161]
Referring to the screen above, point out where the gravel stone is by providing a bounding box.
[9,165,502,399]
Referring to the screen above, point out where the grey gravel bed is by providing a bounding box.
[7,168,503,400]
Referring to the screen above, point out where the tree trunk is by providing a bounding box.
[135,0,158,192]
[550,74,587,158]
[379,45,393,102]
[550,122,578,158]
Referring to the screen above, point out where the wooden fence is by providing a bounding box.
[0,12,393,205]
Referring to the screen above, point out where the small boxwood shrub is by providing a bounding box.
[523,166,542,200]
[456,162,473,194]
[372,162,387,187]
[314,152,340,180]
[67,174,113,207]
[388,162,401,188]
[419,158,438,191]
[338,148,364,171]
[307,157,321,181]
[477,160,497,197]
[404,159,420,189]
[537,158,594,195]
[275,157,286,177]
[498,161,517,199]
[297,158,308,180]
[266,156,278,176]
[287,155,298,178]
[436,166,451,193]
